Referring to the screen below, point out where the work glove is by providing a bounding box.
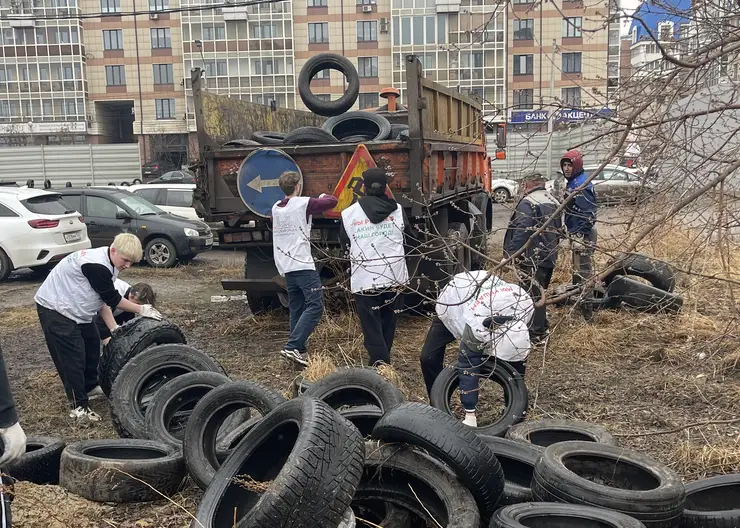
[570,234,586,252]
[0,422,26,467]
[139,304,163,321]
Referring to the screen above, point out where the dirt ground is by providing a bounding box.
[1,220,739,527]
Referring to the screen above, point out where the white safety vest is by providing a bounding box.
[112,278,131,317]
[436,271,533,362]
[341,202,408,294]
[34,246,120,324]
[271,197,315,276]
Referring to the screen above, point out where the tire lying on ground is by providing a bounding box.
[604,276,683,314]
[430,360,528,437]
[322,111,392,142]
[110,344,227,439]
[7,436,65,485]
[339,405,383,437]
[531,441,686,528]
[371,401,505,521]
[193,397,364,528]
[506,418,617,448]
[681,474,740,528]
[298,53,360,117]
[354,442,480,528]
[352,500,414,528]
[59,439,185,502]
[491,502,648,528]
[214,416,262,457]
[303,368,405,413]
[184,380,286,490]
[283,126,338,144]
[251,131,286,145]
[603,253,676,293]
[99,317,187,396]
[479,436,543,505]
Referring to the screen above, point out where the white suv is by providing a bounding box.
[0,186,91,280]
[128,183,199,221]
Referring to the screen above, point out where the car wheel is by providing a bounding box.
[0,249,12,281]
[493,187,510,203]
[133,178,142,185]
[145,238,178,268]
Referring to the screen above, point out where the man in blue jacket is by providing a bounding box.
[560,149,597,321]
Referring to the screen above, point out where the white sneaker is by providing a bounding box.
[87,386,105,400]
[280,349,308,367]
[69,406,101,422]
[462,411,478,428]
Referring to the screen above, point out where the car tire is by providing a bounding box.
[59,439,185,503]
[110,344,227,439]
[430,360,528,438]
[303,368,405,413]
[339,405,383,438]
[387,124,409,139]
[478,436,543,505]
[322,111,392,142]
[283,126,338,144]
[7,436,65,485]
[0,249,12,281]
[491,502,648,528]
[251,131,286,145]
[531,441,686,528]
[222,139,261,148]
[351,500,414,528]
[120,181,130,187]
[192,397,364,528]
[681,474,740,528]
[99,318,187,396]
[298,53,360,117]
[371,401,505,521]
[493,187,511,203]
[603,253,676,292]
[144,237,178,268]
[506,418,617,448]
[604,276,683,314]
[132,178,142,185]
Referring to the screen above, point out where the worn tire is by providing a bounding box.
[479,436,543,505]
[99,317,187,396]
[352,500,415,527]
[339,405,383,437]
[145,371,234,449]
[59,439,185,503]
[682,474,740,528]
[371,401,505,521]
[110,344,227,439]
[192,397,364,528]
[7,436,65,485]
[506,418,617,448]
[222,139,260,148]
[531,441,686,528]
[430,359,528,437]
[283,126,337,144]
[387,124,409,140]
[604,275,683,314]
[184,380,286,490]
[603,253,676,293]
[304,368,405,413]
[322,111,392,142]
[491,502,648,528]
[354,442,480,527]
[251,131,286,145]
[299,53,360,117]
[215,416,262,456]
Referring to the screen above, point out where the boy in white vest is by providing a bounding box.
[420,271,533,427]
[94,279,157,345]
[271,170,338,366]
[34,233,163,422]
[339,168,414,366]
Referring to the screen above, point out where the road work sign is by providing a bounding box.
[237,148,302,217]
[324,144,392,218]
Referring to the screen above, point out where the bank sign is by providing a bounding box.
[510,108,613,123]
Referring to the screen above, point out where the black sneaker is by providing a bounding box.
[280,349,308,367]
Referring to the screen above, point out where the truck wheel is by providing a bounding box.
[299,53,360,117]
[145,238,178,268]
[447,222,471,274]
[246,293,282,316]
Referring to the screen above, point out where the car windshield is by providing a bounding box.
[119,194,164,216]
[22,194,76,215]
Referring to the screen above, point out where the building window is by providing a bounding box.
[358,56,378,77]
[562,52,582,73]
[357,21,377,42]
[513,89,533,109]
[357,0,376,4]
[250,22,276,39]
[101,0,120,13]
[153,64,174,84]
[314,69,330,79]
[513,54,533,75]
[308,22,329,44]
[563,17,582,38]
[105,65,125,86]
[103,29,123,50]
[513,19,533,40]
[562,87,581,107]
[149,0,167,10]
[156,98,176,119]
[308,0,327,5]
[359,93,379,109]
[151,28,171,48]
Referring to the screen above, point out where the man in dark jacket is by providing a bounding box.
[0,343,26,527]
[503,172,562,342]
[560,149,597,321]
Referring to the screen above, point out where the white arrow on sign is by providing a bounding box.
[246,174,281,193]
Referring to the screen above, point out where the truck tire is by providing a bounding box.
[144,237,178,268]
[681,474,740,528]
[299,54,360,117]
[491,503,648,528]
[471,192,492,258]
[99,318,187,396]
[322,112,392,142]
[8,436,65,485]
[110,344,227,439]
[603,253,676,292]
[604,275,683,314]
[243,252,284,315]
[371,402,505,521]
[447,222,472,274]
[506,419,617,448]
[430,360,528,438]
[193,398,364,528]
[303,368,405,412]
[251,131,286,145]
[531,441,686,528]
[478,436,543,505]
[59,439,185,503]
[283,126,338,144]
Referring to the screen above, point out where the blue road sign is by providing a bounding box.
[237,148,303,218]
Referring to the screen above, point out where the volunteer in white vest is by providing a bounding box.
[34,233,162,422]
[420,271,533,427]
[271,170,338,366]
[340,168,414,366]
[94,279,157,345]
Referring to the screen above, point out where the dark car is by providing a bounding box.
[147,170,196,185]
[141,160,177,181]
[56,187,213,267]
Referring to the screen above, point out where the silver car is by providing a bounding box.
[547,165,653,204]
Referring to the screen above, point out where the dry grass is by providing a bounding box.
[303,351,338,382]
[670,440,740,481]
[0,306,38,330]
[233,475,272,493]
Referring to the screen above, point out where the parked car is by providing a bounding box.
[546,165,654,204]
[141,160,177,182]
[55,187,213,268]
[128,183,199,221]
[491,178,519,203]
[147,170,196,185]
[0,187,91,280]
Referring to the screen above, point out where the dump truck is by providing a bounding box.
[192,54,493,314]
